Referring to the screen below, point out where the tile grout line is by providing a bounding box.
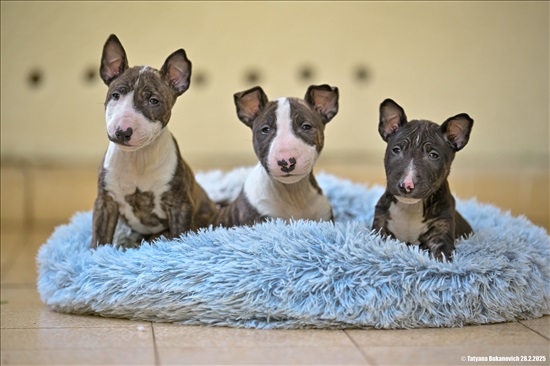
[151,322,161,366]
[518,320,550,341]
[343,329,376,365]
[22,164,34,228]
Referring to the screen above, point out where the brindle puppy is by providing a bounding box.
[91,34,217,248]
[212,85,339,227]
[372,98,474,261]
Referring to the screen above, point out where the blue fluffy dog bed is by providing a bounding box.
[37,168,549,329]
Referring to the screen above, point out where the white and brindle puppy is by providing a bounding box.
[372,98,474,261]
[91,34,217,248]
[212,85,339,227]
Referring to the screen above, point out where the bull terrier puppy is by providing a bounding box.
[372,98,474,261]
[212,85,339,227]
[91,34,217,248]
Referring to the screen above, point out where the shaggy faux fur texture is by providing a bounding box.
[37,168,550,329]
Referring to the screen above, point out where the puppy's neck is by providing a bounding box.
[104,128,173,171]
[253,163,315,197]
[394,196,421,205]
[244,163,329,220]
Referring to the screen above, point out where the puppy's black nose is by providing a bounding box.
[115,127,133,143]
[277,158,296,173]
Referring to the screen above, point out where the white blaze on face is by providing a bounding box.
[267,98,318,184]
[400,160,416,193]
[105,91,163,151]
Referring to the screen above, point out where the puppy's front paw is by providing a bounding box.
[90,239,99,249]
[425,241,455,262]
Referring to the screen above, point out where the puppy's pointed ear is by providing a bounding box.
[100,34,129,86]
[440,113,474,151]
[160,49,192,96]
[379,99,407,142]
[234,86,268,128]
[305,84,339,124]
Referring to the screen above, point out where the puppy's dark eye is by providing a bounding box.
[392,146,401,154]
[301,123,312,131]
[111,92,120,100]
[149,97,159,105]
[428,151,439,160]
[261,126,271,134]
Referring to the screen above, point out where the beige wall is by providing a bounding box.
[1,1,549,167]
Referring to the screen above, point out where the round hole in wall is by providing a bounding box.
[354,64,370,83]
[298,65,315,81]
[192,70,208,87]
[244,68,261,85]
[84,66,97,83]
[28,68,44,88]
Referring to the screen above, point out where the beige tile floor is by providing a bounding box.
[1,160,549,365]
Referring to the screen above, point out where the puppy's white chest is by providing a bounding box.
[387,200,427,244]
[244,164,332,221]
[103,132,178,234]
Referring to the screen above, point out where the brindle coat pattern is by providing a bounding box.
[372,98,473,261]
[92,160,119,246]
[91,35,218,247]
[214,192,266,228]
[160,139,217,234]
[125,189,165,228]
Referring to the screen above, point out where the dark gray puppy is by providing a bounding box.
[372,98,474,261]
